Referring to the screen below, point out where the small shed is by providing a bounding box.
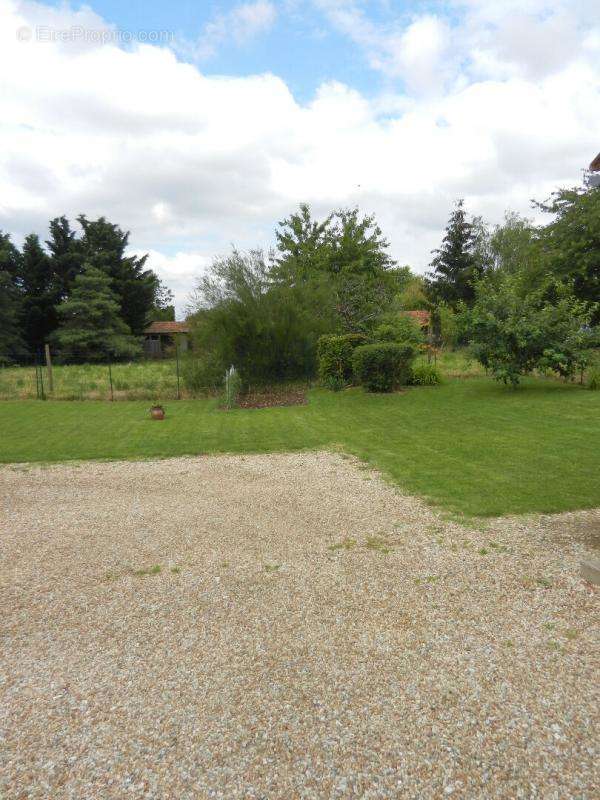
[143,321,190,358]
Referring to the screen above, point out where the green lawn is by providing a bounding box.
[1,378,598,517]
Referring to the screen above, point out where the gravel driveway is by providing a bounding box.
[1,452,598,799]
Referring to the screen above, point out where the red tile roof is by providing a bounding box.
[590,152,600,172]
[402,310,431,328]
[144,321,190,334]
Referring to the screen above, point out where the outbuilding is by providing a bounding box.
[143,321,190,358]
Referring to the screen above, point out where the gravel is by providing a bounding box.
[0,452,598,799]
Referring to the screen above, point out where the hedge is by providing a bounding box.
[352,342,416,392]
[317,333,367,388]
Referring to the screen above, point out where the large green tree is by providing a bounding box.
[0,232,25,363]
[427,199,485,308]
[46,216,84,302]
[53,264,140,362]
[535,185,600,322]
[77,215,158,335]
[19,233,55,353]
[274,205,397,331]
[470,272,597,386]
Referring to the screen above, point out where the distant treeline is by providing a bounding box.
[0,215,173,363]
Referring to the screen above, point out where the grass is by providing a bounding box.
[0,359,183,401]
[1,377,599,517]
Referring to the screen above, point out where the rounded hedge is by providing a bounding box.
[352,342,416,392]
[317,333,367,388]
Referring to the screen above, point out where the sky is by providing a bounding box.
[1,0,599,315]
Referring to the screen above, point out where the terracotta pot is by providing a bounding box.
[150,406,165,420]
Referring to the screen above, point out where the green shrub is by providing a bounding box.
[182,352,224,394]
[317,333,367,386]
[410,363,442,385]
[372,314,424,347]
[588,368,600,390]
[352,342,416,392]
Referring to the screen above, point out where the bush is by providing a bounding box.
[317,333,367,386]
[588,368,600,390]
[182,352,224,394]
[352,342,416,392]
[372,314,424,347]
[410,363,442,385]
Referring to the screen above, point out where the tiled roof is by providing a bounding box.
[144,321,190,334]
[402,310,431,327]
[590,152,600,172]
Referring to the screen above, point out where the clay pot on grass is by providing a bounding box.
[150,405,165,420]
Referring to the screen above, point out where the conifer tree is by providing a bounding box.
[54,264,140,361]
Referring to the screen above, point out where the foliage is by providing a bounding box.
[587,369,600,391]
[490,211,541,279]
[19,234,55,353]
[395,272,430,311]
[427,199,485,308]
[0,232,26,363]
[188,249,333,385]
[316,333,367,387]
[53,265,140,362]
[410,363,442,385]
[224,365,242,409]
[352,342,416,392]
[372,313,424,347]
[535,185,600,322]
[273,204,397,331]
[181,352,224,394]
[148,282,176,322]
[470,273,596,386]
[77,215,158,335]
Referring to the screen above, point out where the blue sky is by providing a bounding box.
[2,0,599,312]
[43,0,449,99]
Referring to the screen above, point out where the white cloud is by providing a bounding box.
[1,0,599,317]
[191,0,277,60]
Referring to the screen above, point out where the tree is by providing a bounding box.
[273,203,332,284]
[187,248,335,386]
[427,199,484,308]
[470,272,597,386]
[535,185,600,322]
[53,265,140,362]
[148,281,176,322]
[274,204,397,331]
[0,232,25,363]
[77,215,159,335]
[46,216,84,301]
[19,233,55,353]
[490,211,541,278]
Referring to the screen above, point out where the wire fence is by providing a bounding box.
[0,345,187,401]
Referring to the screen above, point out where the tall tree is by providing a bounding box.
[19,233,55,353]
[148,281,176,322]
[0,232,25,362]
[274,204,396,331]
[535,185,600,322]
[77,215,159,335]
[427,199,483,308]
[53,264,140,361]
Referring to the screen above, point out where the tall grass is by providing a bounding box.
[0,360,184,400]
